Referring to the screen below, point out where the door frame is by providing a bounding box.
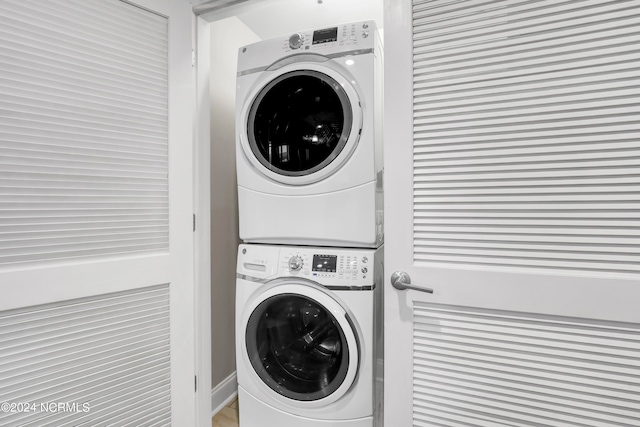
[194,12,213,427]
[382,1,414,425]
[193,2,269,420]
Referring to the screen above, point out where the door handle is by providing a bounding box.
[390,271,434,294]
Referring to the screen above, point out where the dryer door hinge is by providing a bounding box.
[194,375,197,392]
[193,214,196,232]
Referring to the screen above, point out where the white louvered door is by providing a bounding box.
[384,1,640,426]
[0,0,197,426]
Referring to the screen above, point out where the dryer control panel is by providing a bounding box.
[281,21,375,54]
[237,20,379,74]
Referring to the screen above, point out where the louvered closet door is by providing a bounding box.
[0,0,197,426]
[384,1,640,426]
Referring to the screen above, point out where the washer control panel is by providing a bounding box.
[280,247,375,284]
[237,244,379,286]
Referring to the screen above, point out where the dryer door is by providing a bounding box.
[243,283,359,407]
[242,63,363,186]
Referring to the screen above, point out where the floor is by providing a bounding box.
[211,396,239,427]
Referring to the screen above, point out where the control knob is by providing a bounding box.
[289,255,304,271]
[289,33,304,49]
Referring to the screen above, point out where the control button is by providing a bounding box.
[361,267,368,274]
[362,257,368,263]
[363,23,369,29]
[362,32,369,38]
[289,255,303,271]
[289,33,304,49]
[362,275,367,279]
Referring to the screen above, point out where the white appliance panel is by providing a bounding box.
[235,21,383,248]
[236,243,383,426]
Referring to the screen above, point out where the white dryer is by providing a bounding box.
[236,243,383,427]
[236,21,383,248]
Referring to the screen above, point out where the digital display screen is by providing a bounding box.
[312,254,337,272]
[312,27,338,44]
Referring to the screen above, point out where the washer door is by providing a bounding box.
[243,282,359,407]
[241,63,362,186]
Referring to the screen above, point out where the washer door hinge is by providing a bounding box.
[195,375,197,392]
[193,214,196,232]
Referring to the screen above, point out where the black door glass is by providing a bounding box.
[245,293,353,401]
[247,70,354,177]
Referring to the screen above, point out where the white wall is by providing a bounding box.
[210,16,261,389]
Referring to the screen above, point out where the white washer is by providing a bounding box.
[236,243,383,427]
[236,21,383,248]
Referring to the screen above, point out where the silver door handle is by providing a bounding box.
[391,271,433,294]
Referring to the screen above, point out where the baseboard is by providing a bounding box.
[211,371,238,417]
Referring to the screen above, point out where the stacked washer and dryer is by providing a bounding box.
[234,21,383,427]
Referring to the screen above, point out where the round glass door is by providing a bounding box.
[247,70,354,177]
[245,293,352,401]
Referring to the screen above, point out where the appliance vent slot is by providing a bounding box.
[0,284,171,427]
[0,0,169,265]
[412,303,640,426]
[412,0,640,276]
